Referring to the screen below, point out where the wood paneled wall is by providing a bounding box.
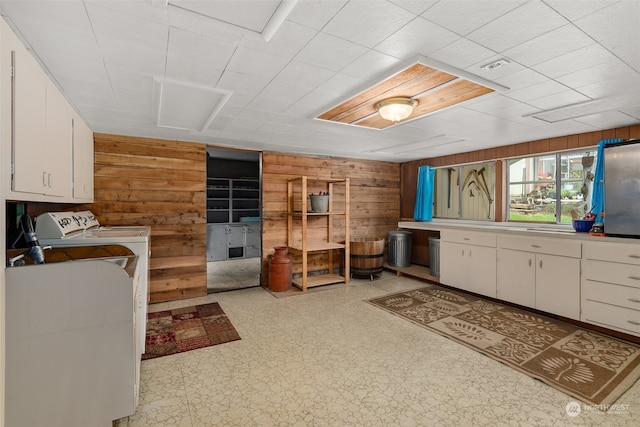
[400,125,640,220]
[262,152,400,284]
[83,134,207,303]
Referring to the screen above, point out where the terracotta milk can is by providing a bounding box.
[269,246,292,292]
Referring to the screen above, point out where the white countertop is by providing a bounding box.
[397,219,640,244]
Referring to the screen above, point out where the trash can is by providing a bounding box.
[429,237,440,277]
[388,230,412,267]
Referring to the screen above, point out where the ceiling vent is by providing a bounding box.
[153,77,231,132]
[316,57,508,129]
[527,92,640,123]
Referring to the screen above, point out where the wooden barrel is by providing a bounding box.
[350,238,385,280]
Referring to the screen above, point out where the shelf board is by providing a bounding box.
[288,242,345,252]
[290,211,346,216]
[292,273,346,289]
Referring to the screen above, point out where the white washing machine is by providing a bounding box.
[36,211,151,352]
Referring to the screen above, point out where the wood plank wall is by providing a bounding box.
[262,152,400,285]
[80,133,207,303]
[400,125,640,220]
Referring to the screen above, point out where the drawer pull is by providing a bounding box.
[627,320,640,326]
[528,259,532,267]
[531,244,541,248]
[628,276,640,281]
[628,298,640,303]
[628,255,640,259]
[463,237,470,241]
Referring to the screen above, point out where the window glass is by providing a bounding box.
[507,149,597,223]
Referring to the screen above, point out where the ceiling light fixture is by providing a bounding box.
[375,97,419,123]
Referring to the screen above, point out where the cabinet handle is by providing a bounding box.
[531,244,541,248]
[628,276,640,281]
[528,258,532,267]
[628,255,640,259]
[628,298,640,303]
[627,320,640,326]
[42,172,47,187]
[461,249,465,256]
[469,249,472,257]
[463,237,470,241]
[48,173,52,188]
[539,260,543,269]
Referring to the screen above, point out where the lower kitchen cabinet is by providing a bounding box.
[207,223,261,261]
[581,242,640,336]
[497,235,581,320]
[440,230,497,298]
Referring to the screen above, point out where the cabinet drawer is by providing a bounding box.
[583,241,640,265]
[582,278,640,310]
[582,260,640,289]
[498,235,581,257]
[581,300,640,336]
[440,230,496,247]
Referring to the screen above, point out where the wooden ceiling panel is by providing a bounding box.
[316,61,495,129]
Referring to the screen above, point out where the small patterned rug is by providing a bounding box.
[143,302,240,360]
[368,286,640,407]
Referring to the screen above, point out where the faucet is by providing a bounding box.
[6,215,51,267]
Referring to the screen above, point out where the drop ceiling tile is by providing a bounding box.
[340,50,400,81]
[430,38,497,70]
[238,19,317,57]
[99,40,166,76]
[576,73,640,99]
[544,0,618,21]
[87,0,168,25]
[494,69,548,91]
[322,0,416,48]
[527,89,591,110]
[86,2,168,50]
[165,27,235,85]
[620,105,640,121]
[168,0,280,33]
[506,80,571,103]
[271,61,335,90]
[467,1,566,52]
[294,32,369,72]
[573,110,639,128]
[166,4,244,42]
[373,16,460,60]
[532,43,618,79]
[226,46,290,80]
[389,0,437,15]
[504,24,594,67]
[422,0,525,36]
[556,61,637,91]
[218,70,270,96]
[258,80,312,104]
[286,0,347,30]
[1,0,94,37]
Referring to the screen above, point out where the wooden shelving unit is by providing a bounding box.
[287,176,350,291]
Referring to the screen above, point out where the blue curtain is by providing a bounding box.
[414,165,435,221]
[591,138,624,221]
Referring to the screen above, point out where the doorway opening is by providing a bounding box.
[206,147,261,292]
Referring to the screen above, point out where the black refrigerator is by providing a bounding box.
[604,140,640,237]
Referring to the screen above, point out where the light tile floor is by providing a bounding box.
[207,258,261,292]
[120,272,640,426]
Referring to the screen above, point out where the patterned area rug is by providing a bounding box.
[143,302,240,360]
[368,286,640,407]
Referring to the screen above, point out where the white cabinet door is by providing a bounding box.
[72,115,94,200]
[536,254,580,320]
[440,241,467,289]
[44,86,72,197]
[467,245,497,298]
[497,248,535,307]
[11,47,48,195]
[441,241,496,298]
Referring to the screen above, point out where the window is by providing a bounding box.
[507,149,597,223]
[434,161,495,220]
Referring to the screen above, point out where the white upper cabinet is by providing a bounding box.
[72,114,94,202]
[1,17,92,202]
